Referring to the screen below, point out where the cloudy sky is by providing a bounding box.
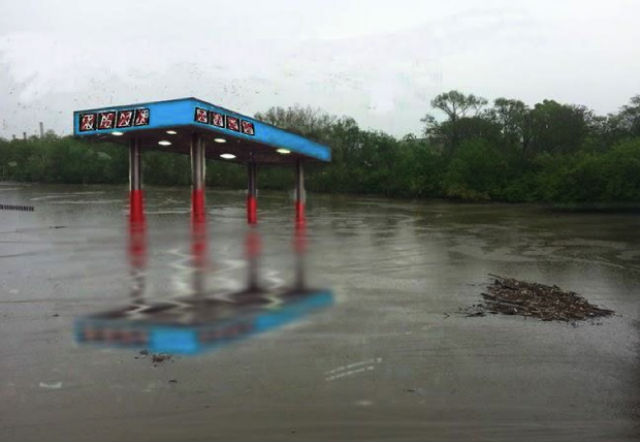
[1,0,639,138]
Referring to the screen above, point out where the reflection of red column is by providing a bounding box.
[191,216,207,269]
[128,218,147,270]
[128,217,147,304]
[191,214,208,296]
[245,227,262,259]
[293,220,307,290]
[294,222,307,254]
[245,227,262,292]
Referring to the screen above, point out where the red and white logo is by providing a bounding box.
[116,110,134,128]
[134,108,150,126]
[79,114,96,131]
[211,112,225,127]
[195,108,208,123]
[226,116,240,131]
[241,120,255,135]
[98,112,116,129]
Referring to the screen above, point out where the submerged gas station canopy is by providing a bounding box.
[73,97,331,164]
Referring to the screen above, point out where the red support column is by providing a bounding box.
[190,133,206,223]
[129,190,145,223]
[247,194,257,224]
[127,138,147,304]
[295,160,305,226]
[191,188,206,222]
[247,161,257,225]
[129,138,145,223]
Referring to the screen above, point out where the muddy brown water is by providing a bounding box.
[1,183,639,441]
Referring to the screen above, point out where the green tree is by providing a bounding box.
[422,90,488,153]
[254,105,336,142]
[528,100,591,155]
[489,98,531,152]
[617,95,640,137]
[443,138,510,200]
[3,93,640,205]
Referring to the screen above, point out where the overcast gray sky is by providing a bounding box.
[1,0,639,138]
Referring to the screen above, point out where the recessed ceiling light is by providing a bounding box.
[214,137,226,143]
[220,153,236,160]
[112,131,124,136]
[166,130,177,135]
[158,140,172,146]
[276,148,291,154]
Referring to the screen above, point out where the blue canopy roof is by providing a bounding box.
[73,97,331,163]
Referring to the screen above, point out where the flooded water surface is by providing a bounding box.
[1,183,639,441]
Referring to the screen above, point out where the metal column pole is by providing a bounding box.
[293,159,306,289]
[128,137,146,306]
[190,133,206,222]
[295,159,305,225]
[129,138,144,222]
[247,160,257,225]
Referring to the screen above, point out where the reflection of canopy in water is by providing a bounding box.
[75,289,333,355]
[75,213,332,356]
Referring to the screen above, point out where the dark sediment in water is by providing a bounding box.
[464,274,615,322]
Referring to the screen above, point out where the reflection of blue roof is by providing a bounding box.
[74,289,333,355]
[73,97,331,162]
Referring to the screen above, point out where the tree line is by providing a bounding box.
[1,91,640,204]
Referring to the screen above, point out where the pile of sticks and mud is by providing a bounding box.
[465,274,614,322]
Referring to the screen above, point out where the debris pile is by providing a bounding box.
[151,353,172,364]
[134,349,174,366]
[466,274,614,322]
